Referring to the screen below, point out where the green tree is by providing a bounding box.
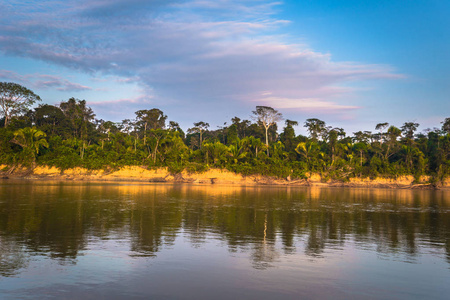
[135,109,167,131]
[135,109,167,145]
[375,122,389,143]
[33,104,70,137]
[400,122,419,171]
[60,98,95,139]
[280,119,298,152]
[304,118,326,142]
[270,141,286,161]
[245,136,266,158]
[227,123,238,145]
[188,121,210,149]
[161,130,189,166]
[230,117,251,139]
[96,119,120,149]
[203,141,229,165]
[147,129,168,164]
[168,121,185,138]
[353,131,371,144]
[401,122,419,143]
[384,126,402,161]
[121,119,134,135]
[295,141,320,171]
[228,138,248,163]
[60,98,95,159]
[325,127,345,166]
[353,142,368,177]
[0,82,41,127]
[11,127,49,166]
[441,118,450,135]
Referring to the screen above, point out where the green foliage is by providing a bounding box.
[227,124,238,144]
[11,127,48,165]
[369,156,382,178]
[39,137,82,170]
[185,162,209,174]
[167,161,185,174]
[0,82,41,127]
[0,128,16,164]
[59,98,95,140]
[203,141,229,166]
[0,84,448,183]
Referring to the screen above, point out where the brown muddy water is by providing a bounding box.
[0,180,449,299]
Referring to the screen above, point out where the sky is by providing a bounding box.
[0,0,448,135]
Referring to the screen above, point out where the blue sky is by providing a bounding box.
[0,0,448,135]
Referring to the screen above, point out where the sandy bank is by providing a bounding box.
[1,165,448,189]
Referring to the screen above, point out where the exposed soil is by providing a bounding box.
[1,165,448,190]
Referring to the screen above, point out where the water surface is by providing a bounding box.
[0,181,449,299]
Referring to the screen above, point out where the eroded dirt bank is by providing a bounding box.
[1,165,449,189]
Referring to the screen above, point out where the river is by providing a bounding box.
[0,181,448,299]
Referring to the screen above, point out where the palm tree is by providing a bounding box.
[203,141,230,166]
[228,138,248,164]
[295,141,321,171]
[270,141,286,160]
[161,131,189,164]
[12,127,49,166]
[245,136,266,158]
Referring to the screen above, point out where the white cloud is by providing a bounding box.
[0,0,403,123]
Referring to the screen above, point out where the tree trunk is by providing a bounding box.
[360,150,363,177]
[144,122,147,145]
[331,146,335,165]
[80,141,85,160]
[153,140,159,164]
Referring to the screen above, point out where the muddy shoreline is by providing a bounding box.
[1,165,448,190]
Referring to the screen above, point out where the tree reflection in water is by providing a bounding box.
[0,181,449,276]
[0,237,29,277]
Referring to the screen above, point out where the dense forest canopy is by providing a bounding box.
[1,82,449,184]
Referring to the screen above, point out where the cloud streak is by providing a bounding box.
[0,70,91,92]
[256,96,360,111]
[0,0,403,122]
[89,95,155,119]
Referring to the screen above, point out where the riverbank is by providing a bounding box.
[1,165,448,189]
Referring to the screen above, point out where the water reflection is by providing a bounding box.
[0,181,449,277]
[0,237,28,277]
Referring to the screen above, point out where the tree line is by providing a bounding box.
[1,82,449,183]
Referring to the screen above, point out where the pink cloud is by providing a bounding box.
[256,96,360,111]
[0,70,91,92]
[89,95,154,119]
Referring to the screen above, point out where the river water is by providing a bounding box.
[0,181,448,299]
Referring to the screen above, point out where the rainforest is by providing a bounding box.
[1,82,449,186]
